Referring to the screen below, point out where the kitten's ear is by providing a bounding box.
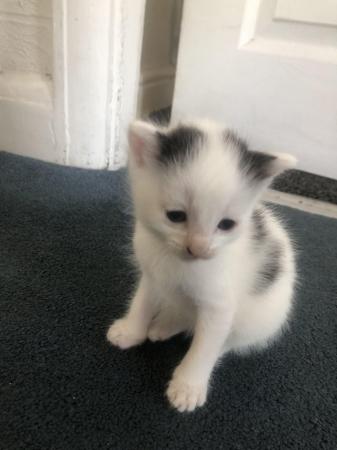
[266,152,297,177]
[128,120,159,167]
[246,150,297,182]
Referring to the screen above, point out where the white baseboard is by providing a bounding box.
[264,189,337,218]
[0,71,60,163]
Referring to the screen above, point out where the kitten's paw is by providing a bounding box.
[106,319,145,350]
[166,376,208,412]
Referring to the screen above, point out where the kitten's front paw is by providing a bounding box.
[106,319,145,350]
[166,375,208,412]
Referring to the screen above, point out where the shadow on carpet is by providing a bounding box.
[0,152,336,450]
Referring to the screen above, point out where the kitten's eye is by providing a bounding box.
[166,210,187,223]
[218,218,236,231]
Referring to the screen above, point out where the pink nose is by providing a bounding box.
[186,236,210,259]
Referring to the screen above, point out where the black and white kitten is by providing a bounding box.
[107,119,297,412]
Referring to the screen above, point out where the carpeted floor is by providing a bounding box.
[272,170,337,205]
[1,152,336,450]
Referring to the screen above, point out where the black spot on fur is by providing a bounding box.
[253,240,283,294]
[223,130,276,181]
[252,208,268,242]
[157,126,204,167]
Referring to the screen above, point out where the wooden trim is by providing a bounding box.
[53,0,146,169]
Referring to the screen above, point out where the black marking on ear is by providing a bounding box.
[157,126,204,167]
[253,240,283,294]
[243,151,277,181]
[252,208,268,242]
[223,130,276,181]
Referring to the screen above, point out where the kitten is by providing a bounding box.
[107,119,297,412]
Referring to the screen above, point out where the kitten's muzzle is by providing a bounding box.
[185,235,212,259]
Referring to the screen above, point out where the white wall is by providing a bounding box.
[0,0,53,74]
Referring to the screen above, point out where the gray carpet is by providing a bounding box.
[1,152,336,450]
[273,170,337,205]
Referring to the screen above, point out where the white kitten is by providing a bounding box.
[107,119,297,412]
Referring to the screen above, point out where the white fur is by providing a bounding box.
[107,120,296,412]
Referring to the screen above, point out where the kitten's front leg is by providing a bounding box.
[167,301,233,412]
[107,275,155,349]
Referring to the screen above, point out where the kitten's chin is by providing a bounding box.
[171,246,216,262]
[185,254,215,262]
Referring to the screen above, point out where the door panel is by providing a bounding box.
[275,0,337,26]
[172,0,337,179]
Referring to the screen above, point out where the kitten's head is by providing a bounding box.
[128,119,296,260]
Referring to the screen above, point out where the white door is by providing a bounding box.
[172,0,337,179]
[0,0,145,169]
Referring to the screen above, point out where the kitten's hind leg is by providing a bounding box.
[148,304,193,342]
